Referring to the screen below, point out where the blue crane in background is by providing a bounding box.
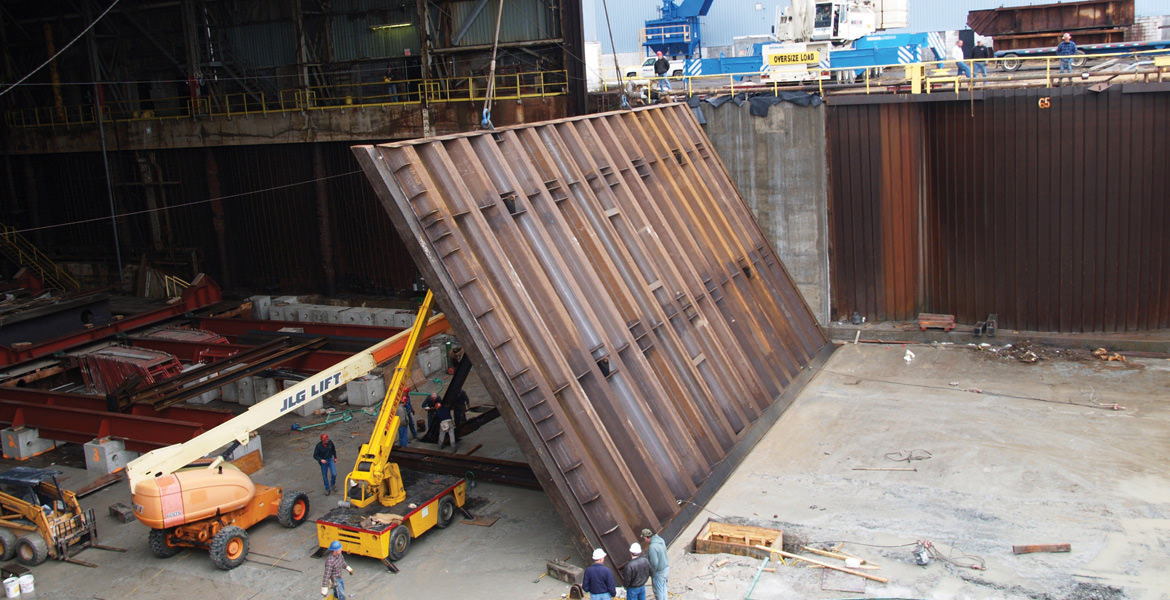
[642,0,716,59]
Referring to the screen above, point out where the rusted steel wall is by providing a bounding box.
[828,86,1170,333]
[967,0,1134,36]
[827,103,922,323]
[353,104,831,564]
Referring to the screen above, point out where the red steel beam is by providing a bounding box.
[195,317,405,341]
[0,388,233,431]
[0,399,219,453]
[0,276,223,367]
[124,337,353,372]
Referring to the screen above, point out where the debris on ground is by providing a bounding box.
[970,340,1073,363]
[1092,347,1126,362]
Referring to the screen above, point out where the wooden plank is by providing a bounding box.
[1012,543,1071,554]
[755,546,889,584]
[230,449,264,475]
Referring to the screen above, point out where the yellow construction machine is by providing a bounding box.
[315,290,468,571]
[125,294,448,569]
[0,467,122,567]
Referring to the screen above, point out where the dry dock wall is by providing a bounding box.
[698,100,831,324]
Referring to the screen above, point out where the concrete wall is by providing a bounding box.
[699,100,830,324]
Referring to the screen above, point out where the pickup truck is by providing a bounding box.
[626,56,686,79]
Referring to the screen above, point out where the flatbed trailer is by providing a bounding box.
[996,40,1170,71]
[315,469,467,570]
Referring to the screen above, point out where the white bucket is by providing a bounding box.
[2,576,18,598]
[16,574,31,594]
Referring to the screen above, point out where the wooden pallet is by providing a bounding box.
[693,520,783,560]
[917,313,956,331]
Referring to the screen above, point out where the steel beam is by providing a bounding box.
[0,275,222,366]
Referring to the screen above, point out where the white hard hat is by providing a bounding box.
[629,542,642,555]
[592,548,607,561]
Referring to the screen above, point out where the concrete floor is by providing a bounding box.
[10,340,1170,600]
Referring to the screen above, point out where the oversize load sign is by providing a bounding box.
[767,51,820,65]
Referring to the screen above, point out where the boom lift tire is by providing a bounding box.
[277,490,310,528]
[436,495,456,528]
[386,526,411,561]
[148,528,181,558]
[0,529,16,561]
[209,526,249,570]
[16,535,48,566]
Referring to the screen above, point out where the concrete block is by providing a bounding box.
[84,438,139,474]
[234,377,255,406]
[222,433,263,462]
[416,345,444,377]
[253,377,279,407]
[304,305,344,324]
[324,306,349,324]
[250,295,272,320]
[109,502,136,523]
[1,427,56,460]
[547,559,584,584]
[372,308,398,328]
[340,307,375,326]
[221,379,238,402]
[389,310,416,328]
[269,303,298,322]
[294,396,323,417]
[347,375,386,407]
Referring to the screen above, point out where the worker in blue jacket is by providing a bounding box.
[1057,33,1077,73]
[583,548,617,600]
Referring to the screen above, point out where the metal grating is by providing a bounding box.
[352,103,830,563]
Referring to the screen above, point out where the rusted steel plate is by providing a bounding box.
[967,0,1133,36]
[352,104,830,564]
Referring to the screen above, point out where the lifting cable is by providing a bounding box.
[600,0,630,109]
[480,0,506,129]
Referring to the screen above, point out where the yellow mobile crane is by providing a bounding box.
[315,291,468,571]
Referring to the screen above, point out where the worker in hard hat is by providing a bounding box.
[623,542,652,600]
[582,548,617,600]
[314,433,339,496]
[321,540,355,599]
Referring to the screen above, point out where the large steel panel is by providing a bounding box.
[352,104,830,563]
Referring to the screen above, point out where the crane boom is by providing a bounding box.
[344,290,434,508]
[125,304,447,491]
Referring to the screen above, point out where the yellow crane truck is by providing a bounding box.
[315,291,468,571]
[126,293,449,569]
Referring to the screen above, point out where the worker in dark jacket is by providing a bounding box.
[313,433,338,495]
[622,542,652,600]
[1056,33,1077,73]
[583,548,617,600]
[971,40,992,77]
[653,50,671,95]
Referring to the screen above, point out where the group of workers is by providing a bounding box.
[583,528,671,600]
[951,33,1078,78]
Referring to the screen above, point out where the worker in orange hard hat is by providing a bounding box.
[313,432,339,495]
